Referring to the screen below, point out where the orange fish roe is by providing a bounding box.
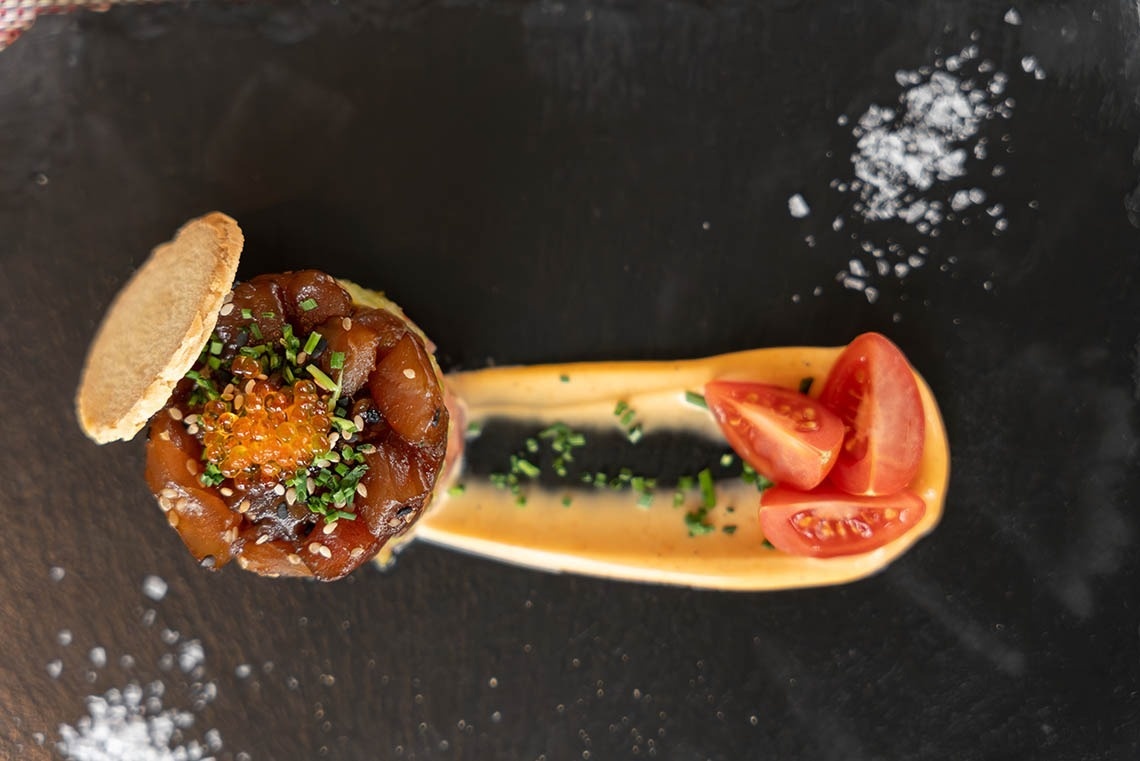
[200,379,331,487]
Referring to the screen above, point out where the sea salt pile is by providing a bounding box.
[789,36,1030,302]
[57,683,220,761]
[52,574,234,761]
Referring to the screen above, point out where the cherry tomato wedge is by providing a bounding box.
[819,332,925,496]
[759,485,926,557]
[704,381,844,491]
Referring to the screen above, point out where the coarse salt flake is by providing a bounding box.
[141,575,168,602]
[787,194,811,218]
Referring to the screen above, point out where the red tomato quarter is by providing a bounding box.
[759,485,926,557]
[819,333,925,495]
[704,381,844,491]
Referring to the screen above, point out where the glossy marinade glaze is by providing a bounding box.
[145,271,449,580]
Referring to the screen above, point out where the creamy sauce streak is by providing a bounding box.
[408,347,949,590]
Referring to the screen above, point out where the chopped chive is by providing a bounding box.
[637,492,653,508]
[630,476,646,492]
[697,468,716,509]
[448,484,467,496]
[677,475,694,491]
[684,511,715,537]
[559,374,570,382]
[799,377,814,395]
[515,495,528,507]
[335,510,357,522]
[329,351,345,370]
[761,539,776,550]
[249,323,263,341]
[722,525,738,535]
[307,365,339,393]
[627,425,644,444]
[241,308,253,319]
[614,401,629,417]
[262,311,275,319]
[620,409,636,426]
[525,438,539,453]
[515,459,540,479]
[303,331,322,355]
[209,340,223,356]
[299,298,319,312]
[466,421,483,436]
[684,390,707,409]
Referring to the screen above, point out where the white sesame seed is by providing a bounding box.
[287,553,303,565]
[402,368,416,379]
[168,512,180,527]
[353,415,365,431]
[236,555,251,569]
[349,547,365,559]
[256,534,270,545]
[356,483,368,498]
[285,487,297,506]
[168,407,183,421]
[296,352,308,365]
[322,522,338,535]
[273,484,286,496]
[318,545,332,559]
[186,424,200,435]
[219,487,234,497]
[308,542,322,554]
[341,317,352,330]
[237,499,251,513]
[185,459,199,476]
[245,379,256,394]
[219,302,235,316]
[233,394,245,411]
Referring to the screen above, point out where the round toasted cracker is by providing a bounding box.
[76,212,244,443]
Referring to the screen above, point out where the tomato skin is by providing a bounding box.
[704,381,844,491]
[759,486,926,557]
[819,332,925,496]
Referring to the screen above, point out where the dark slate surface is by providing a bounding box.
[2,1,1139,759]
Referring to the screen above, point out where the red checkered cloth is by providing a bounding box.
[0,0,133,51]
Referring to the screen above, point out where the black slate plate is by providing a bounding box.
[2,1,1139,759]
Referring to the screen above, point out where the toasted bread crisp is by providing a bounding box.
[76,213,244,443]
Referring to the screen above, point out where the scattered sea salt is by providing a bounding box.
[141,576,168,602]
[59,629,73,647]
[178,641,205,675]
[1004,8,1022,25]
[50,566,66,582]
[785,38,1042,301]
[48,660,64,679]
[89,648,107,669]
[1020,55,1046,80]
